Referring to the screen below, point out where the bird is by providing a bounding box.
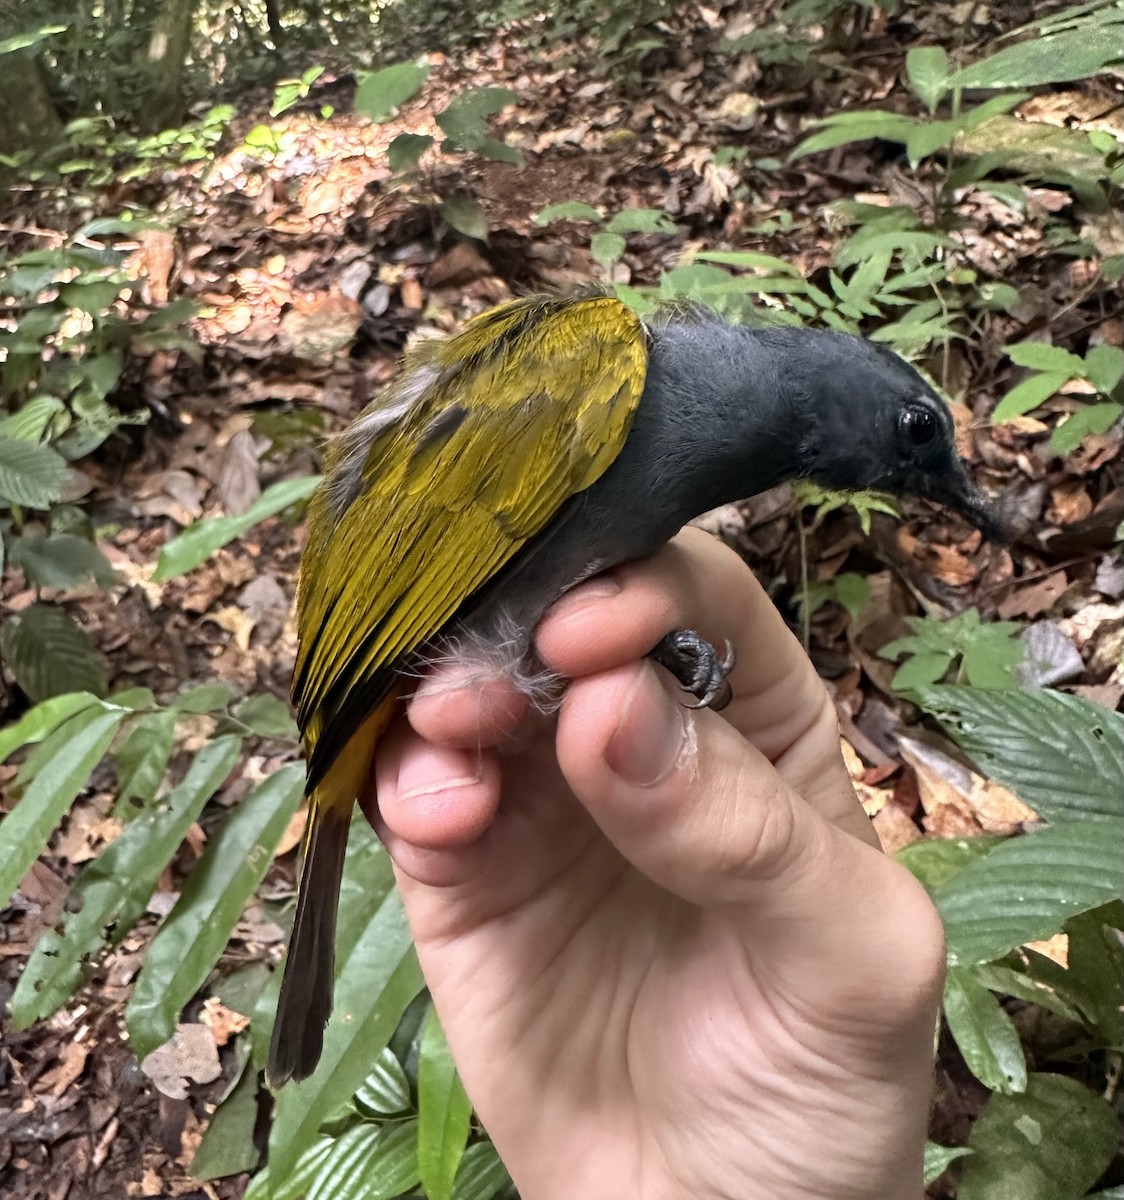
[267,291,1003,1085]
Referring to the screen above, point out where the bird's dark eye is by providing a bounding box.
[900,405,939,446]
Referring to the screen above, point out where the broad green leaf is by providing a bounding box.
[9,736,241,1026]
[604,208,677,235]
[418,1005,472,1200]
[534,201,601,225]
[1,604,108,700]
[959,1073,1117,1200]
[439,196,488,241]
[387,133,434,172]
[452,1141,511,1200]
[114,710,177,813]
[791,110,918,158]
[173,682,233,714]
[0,394,66,441]
[474,137,522,166]
[191,1053,261,1180]
[951,26,1124,90]
[267,819,424,1178]
[437,87,518,151]
[833,230,954,270]
[126,763,304,1057]
[353,1048,413,1117]
[231,693,298,738]
[7,532,117,590]
[307,1120,419,1200]
[0,435,67,507]
[591,232,627,269]
[906,46,950,111]
[917,685,1124,822]
[0,692,103,764]
[905,119,960,166]
[924,1142,973,1186]
[1050,401,1122,454]
[890,650,954,690]
[59,278,123,314]
[944,968,1027,1093]
[243,1137,335,1200]
[355,64,429,122]
[0,706,126,910]
[1084,344,1124,394]
[1006,341,1087,376]
[971,962,1086,1025]
[992,372,1068,421]
[153,476,320,580]
[896,836,1005,893]
[935,821,1124,967]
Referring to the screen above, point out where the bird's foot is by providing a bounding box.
[650,630,735,711]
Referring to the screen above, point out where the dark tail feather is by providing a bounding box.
[267,804,350,1086]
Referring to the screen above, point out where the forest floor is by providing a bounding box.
[1,3,1122,1198]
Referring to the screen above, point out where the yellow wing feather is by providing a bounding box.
[294,293,647,790]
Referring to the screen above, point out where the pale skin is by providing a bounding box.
[363,528,945,1200]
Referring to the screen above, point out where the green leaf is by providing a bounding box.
[0,395,66,441]
[604,208,677,235]
[231,693,298,738]
[59,278,124,315]
[10,736,241,1027]
[992,372,1068,422]
[943,968,1027,1093]
[906,46,950,111]
[896,836,1005,893]
[791,110,919,158]
[924,1142,973,1186]
[959,1073,1117,1200]
[191,1054,261,1180]
[534,201,602,225]
[307,1120,419,1200]
[951,26,1124,90]
[153,476,320,580]
[475,137,522,166]
[591,232,627,270]
[437,87,517,151]
[695,249,802,275]
[452,1141,511,1200]
[916,685,1124,823]
[244,1138,335,1200]
[1084,344,1124,394]
[0,435,67,507]
[353,1048,413,1117]
[113,710,176,814]
[126,764,304,1057]
[891,650,955,690]
[935,822,1124,967]
[0,24,68,56]
[1,605,108,700]
[387,133,434,172]
[1006,341,1087,376]
[267,819,425,1178]
[173,682,233,714]
[418,1005,472,1200]
[7,532,118,590]
[0,705,126,911]
[439,196,489,241]
[0,692,104,765]
[1050,401,1123,454]
[355,64,429,122]
[905,119,960,166]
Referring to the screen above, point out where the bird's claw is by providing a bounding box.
[650,630,735,712]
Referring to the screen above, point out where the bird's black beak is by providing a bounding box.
[915,461,1011,544]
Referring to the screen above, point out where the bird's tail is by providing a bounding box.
[267,703,394,1086]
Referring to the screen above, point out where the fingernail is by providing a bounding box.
[605,664,687,787]
[397,745,482,802]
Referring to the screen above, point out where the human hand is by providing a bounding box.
[364,527,944,1200]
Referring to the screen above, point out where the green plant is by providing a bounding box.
[535,203,678,278]
[992,341,1124,453]
[880,610,1023,689]
[900,686,1124,1196]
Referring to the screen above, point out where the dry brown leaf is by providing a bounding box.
[199,997,250,1046]
[997,571,1068,619]
[139,1025,221,1100]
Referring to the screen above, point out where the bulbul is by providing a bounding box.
[267,292,1002,1085]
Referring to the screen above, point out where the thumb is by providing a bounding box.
[557,659,870,926]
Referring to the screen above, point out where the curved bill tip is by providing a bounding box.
[918,465,1013,544]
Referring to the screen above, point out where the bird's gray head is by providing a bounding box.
[794,334,1008,541]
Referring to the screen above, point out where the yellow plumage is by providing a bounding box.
[269,293,648,1083]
